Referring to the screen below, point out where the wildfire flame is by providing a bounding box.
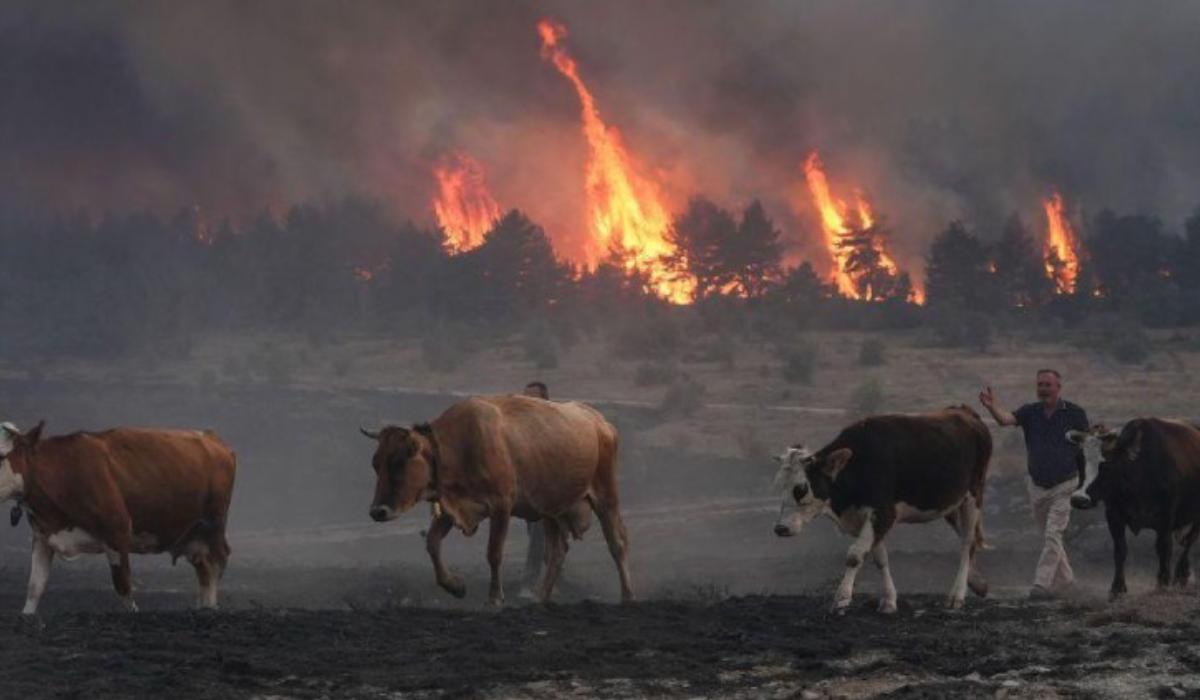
[432,152,501,252]
[1042,191,1080,294]
[537,18,691,303]
[802,152,919,302]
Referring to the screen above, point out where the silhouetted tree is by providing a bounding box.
[924,221,991,309]
[990,214,1053,308]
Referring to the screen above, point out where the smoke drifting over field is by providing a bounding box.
[3,1,1199,270]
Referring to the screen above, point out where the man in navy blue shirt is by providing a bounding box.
[980,369,1089,599]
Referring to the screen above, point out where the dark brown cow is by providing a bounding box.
[773,406,992,614]
[1069,419,1200,599]
[0,422,236,614]
[361,395,632,605]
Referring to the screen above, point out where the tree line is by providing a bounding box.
[1,196,1198,361]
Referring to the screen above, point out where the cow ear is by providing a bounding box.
[25,420,44,446]
[1123,426,1143,461]
[1065,429,1089,446]
[822,448,853,480]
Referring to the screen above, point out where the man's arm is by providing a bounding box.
[978,386,1018,426]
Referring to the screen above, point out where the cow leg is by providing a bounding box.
[1174,524,1200,587]
[833,509,875,614]
[592,499,635,602]
[486,509,510,607]
[1155,527,1174,590]
[537,518,568,603]
[106,548,137,612]
[871,540,898,614]
[948,495,980,609]
[426,513,465,598]
[22,536,54,615]
[190,549,219,610]
[1107,510,1128,600]
[945,512,988,597]
[520,519,546,600]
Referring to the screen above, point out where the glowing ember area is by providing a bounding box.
[1042,191,1080,294]
[432,153,501,252]
[537,18,692,303]
[802,152,917,302]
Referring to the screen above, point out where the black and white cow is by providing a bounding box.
[773,406,992,614]
[1069,419,1200,599]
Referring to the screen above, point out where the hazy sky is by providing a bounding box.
[3,1,1198,270]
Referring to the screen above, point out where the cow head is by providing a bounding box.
[361,424,436,522]
[1068,423,1122,509]
[772,444,852,537]
[0,421,43,502]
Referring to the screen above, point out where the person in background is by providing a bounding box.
[979,369,1089,600]
[521,381,549,597]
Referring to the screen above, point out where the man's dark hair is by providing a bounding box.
[523,381,549,399]
[1036,368,1062,381]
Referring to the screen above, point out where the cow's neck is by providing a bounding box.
[9,447,69,533]
[413,423,442,499]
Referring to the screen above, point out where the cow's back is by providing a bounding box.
[93,428,236,542]
[435,396,612,516]
[834,409,991,511]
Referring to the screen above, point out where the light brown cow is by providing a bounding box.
[362,395,633,605]
[0,421,236,614]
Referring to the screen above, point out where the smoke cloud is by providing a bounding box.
[3,1,1198,273]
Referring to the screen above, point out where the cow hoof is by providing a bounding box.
[878,600,898,615]
[946,597,965,611]
[829,602,850,616]
[13,614,44,633]
[1109,589,1126,602]
[441,577,467,599]
[485,598,504,609]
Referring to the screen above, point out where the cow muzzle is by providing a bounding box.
[774,523,794,537]
[1070,493,1095,510]
[369,505,398,522]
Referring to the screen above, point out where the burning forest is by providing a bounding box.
[6,4,1200,699]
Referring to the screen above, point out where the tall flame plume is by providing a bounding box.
[433,152,501,253]
[1042,191,1080,294]
[537,18,691,303]
[802,152,918,302]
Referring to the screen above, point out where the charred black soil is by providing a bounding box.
[3,589,1200,699]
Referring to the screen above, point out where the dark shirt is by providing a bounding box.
[1015,400,1089,488]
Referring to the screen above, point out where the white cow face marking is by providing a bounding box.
[1068,425,1118,509]
[0,423,23,502]
[773,445,826,537]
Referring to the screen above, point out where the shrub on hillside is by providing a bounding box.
[858,338,886,367]
[659,376,707,418]
[612,310,685,360]
[850,377,884,416]
[634,361,677,387]
[777,340,818,384]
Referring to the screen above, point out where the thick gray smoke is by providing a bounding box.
[3,1,1198,271]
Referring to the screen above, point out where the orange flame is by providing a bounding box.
[538,18,691,303]
[802,152,918,302]
[1042,191,1080,294]
[432,152,501,252]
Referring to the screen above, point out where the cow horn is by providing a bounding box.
[359,426,381,440]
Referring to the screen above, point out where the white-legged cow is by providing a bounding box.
[1069,419,1200,599]
[773,406,991,614]
[0,422,236,614]
[362,395,633,605]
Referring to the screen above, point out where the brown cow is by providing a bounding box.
[362,395,633,605]
[0,421,236,614]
